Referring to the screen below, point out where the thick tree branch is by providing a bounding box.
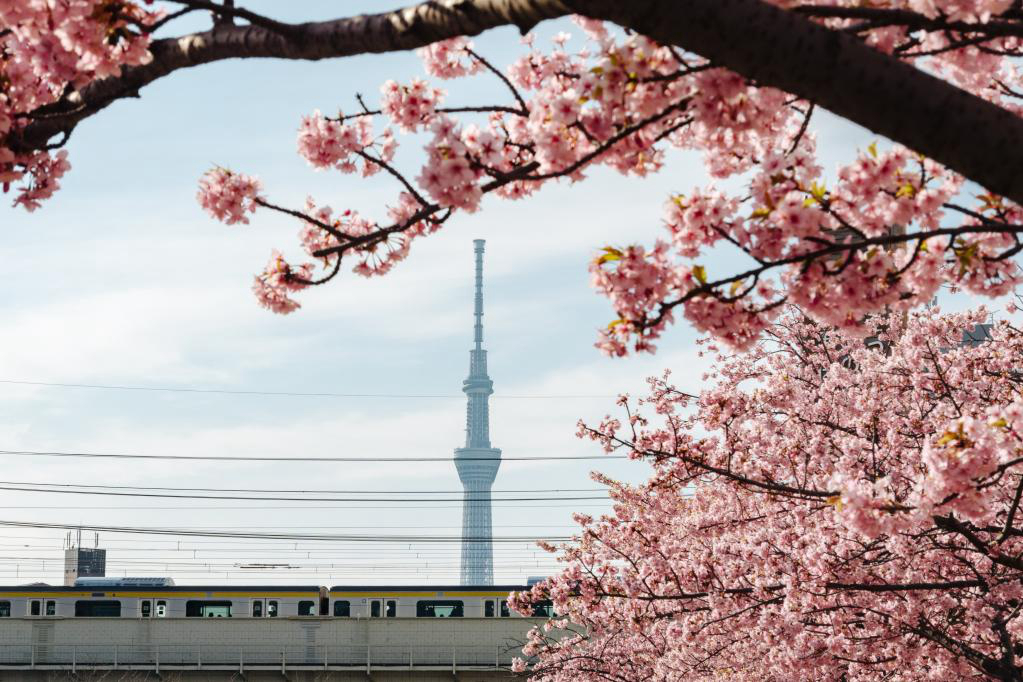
[10,0,573,152]
[10,0,1023,206]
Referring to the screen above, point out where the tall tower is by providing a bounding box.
[455,239,501,585]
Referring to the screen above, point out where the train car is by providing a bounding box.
[0,582,554,619]
[0,583,325,619]
[326,585,554,619]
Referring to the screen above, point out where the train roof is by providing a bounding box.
[327,585,528,591]
[0,584,531,594]
[0,585,322,593]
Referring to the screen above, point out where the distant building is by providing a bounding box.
[63,530,106,587]
[455,240,501,585]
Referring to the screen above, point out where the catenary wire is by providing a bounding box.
[0,480,607,495]
[0,448,626,462]
[0,378,615,400]
[0,519,570,543]
[0,533,572,548]
[0,503,612,509]
[0,484,608,502]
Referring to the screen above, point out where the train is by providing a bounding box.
[0,579,553,619]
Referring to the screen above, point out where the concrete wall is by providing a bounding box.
[0,672,517,681]
[0,617,542,674]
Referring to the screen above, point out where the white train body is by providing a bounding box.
[0,584,552,620]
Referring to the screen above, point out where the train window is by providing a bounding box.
[185,601,232,618]
[267,600,278,617]
[501,600,511,617]
[370,600,381,618]
[416,600,464,618]
[386,600,397,618]
[485,600,495,617]
[156,600,166,617]
[30,601,40,616]
[75,601,121,617]
[0,601,9,617]
[333,600,350,617]
[531,600,555,617]
[298,601,315,616]
[252,600,262,617]
[141,600,151,618]
[45,601,55,616]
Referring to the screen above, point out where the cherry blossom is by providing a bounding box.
[513,307,1023,680]
[251,249,313,314]
[185,6,1023,332]
[196,167,263,225]
[1,1,158,208]
[379,78,443,132]
[6,3,1023,344]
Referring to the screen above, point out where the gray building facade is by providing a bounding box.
[62,548,106,587]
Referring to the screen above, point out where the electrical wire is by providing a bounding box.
[0,379,615,400]
[0,480,607,495]
[0,503,612,509]
[0,448,625,462]
[0,532,566,548]
[0,519,569,543]
[0,523,577,530]
[0,484,607,503]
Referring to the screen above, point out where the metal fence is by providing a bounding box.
[0,643,527,671]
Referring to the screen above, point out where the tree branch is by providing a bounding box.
[9,0,1023,206]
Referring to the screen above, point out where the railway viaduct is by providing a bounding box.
[0,617,548,680]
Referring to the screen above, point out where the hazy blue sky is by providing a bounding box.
[0,1,906,584]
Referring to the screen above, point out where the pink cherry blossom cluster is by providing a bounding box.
[295,110,392,177]
[379,78,443,132]
[195,167,263,225]
[415,115,485,212]
[1,1,158,208]
[908,0,1013,22]
[513,307,1023,680]
[416,36,482,79]
[6,149,71,211]
[251,249,313,314]
[195,9,1023,330]
[590,136,1014,352]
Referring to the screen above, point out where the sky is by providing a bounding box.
[0,1,942,585]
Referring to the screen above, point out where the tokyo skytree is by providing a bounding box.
[454,239,501,585]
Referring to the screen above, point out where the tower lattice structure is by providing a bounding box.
[455,239,501,585]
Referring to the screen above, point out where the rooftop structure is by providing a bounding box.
[454,239,500,585]
[63,530,105,587]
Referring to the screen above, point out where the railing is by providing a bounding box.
[0,643,526,671]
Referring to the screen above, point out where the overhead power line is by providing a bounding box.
[0,480,606,495]
[0,483,608,503]
[0,503,613,509]
[0,519,570,543]
[0,448,625,463]
[0,379,614,400]
[0,532,565,549]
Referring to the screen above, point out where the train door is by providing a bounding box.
[251,599,264,617]
[140,600,152,618]
[369,599,396,618]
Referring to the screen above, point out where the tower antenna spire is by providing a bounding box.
[455,239,501,585]
[474,239,484,352]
